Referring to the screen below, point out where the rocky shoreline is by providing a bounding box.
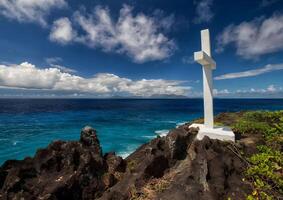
[0,112,272,199]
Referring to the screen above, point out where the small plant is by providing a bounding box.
[129,187,147,200]
[245,146,283,199]
[232,110,283,138]
[114,171,124,181]
[149,179,170,193]
[127,160,137,173]
[267,116,283,137]
[246,191,273,200]
[242,111,283,125]
[227,110,283,199]
[233,120,270,135]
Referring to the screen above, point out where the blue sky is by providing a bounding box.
[0,0,283,98]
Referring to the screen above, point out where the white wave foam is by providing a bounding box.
[119,152,131,159]
[176,122,187,128]
[142,135,156,139]
[155,129,169,137]
[118,144,138,159]
[165,120,177,123]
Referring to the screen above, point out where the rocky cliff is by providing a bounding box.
[0,113,267,200]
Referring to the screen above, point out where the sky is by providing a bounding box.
[0,0,283,98]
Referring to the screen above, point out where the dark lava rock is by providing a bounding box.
[1,123,255,200]
[0,126,123,200]
[98,125,252,200]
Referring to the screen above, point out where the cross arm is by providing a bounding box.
[194,51,216,69]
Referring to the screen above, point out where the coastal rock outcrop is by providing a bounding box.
[99,125,252,200]
[0,119,255,200]
[0,126,125,200]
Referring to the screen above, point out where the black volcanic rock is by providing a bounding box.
[98,125,252,200]
[0,127,124,200]
[0,121,256,200]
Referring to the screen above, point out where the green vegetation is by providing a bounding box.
[127,160,138,173]
[149,178,170,193]
[232,111,283,137]
[246,146,282,200]
[129,187,147,200]
[231,111,283,200]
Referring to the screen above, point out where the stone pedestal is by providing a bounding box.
[190,123,235,142]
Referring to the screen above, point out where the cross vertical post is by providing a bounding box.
[190,29,235,142]
[201,29,214,128]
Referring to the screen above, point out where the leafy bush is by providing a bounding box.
[232,110,283,138]
[246,146,283,199]
[267,116,283,137]
[127,160,137,173]
[230,110,283,199]
[242,111,283,125]
[233,120,270,135]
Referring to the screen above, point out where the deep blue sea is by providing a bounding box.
[0,98,283,165]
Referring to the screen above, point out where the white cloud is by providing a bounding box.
[217,14,283,59]
[214,63,283,80]
[212,85,283,98]
[213,89,230,96]
[193,0,214,24]
[45,57,62,65]
[45,56,76,73]
[0,62,60,89]
[0,0,67,26]
[267,84,276,92]
[50,5,176,63]
[235,85,282,94]
[50,18,76,44]
[0,62,190,97]
[49,64,77,73]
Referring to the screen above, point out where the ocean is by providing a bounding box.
[0,98,283,165]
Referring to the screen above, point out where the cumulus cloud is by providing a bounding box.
[50,5,176,63]
[45,57,77,73]
[193,0,214,24]
[48,64,77,74]
[0,62,190,97]
[0,62,60,89]
[212,85,283,98]
[267,84,276,92]
[235,85,283,95]
[45,57,62,65]
[0,0,67,26]
[213,89,230,96]
[214,63,283,80]
[49,18,77,44]
[217,14,283,59]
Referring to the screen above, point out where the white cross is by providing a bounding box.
[190,29,235,142]
[194,29,215,128]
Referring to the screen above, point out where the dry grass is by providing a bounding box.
[130,171,176,200]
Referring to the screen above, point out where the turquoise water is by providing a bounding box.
[0,99,283,165]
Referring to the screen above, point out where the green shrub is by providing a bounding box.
[233,120,270,135]
[245,146,283,199]
[242,111,283,125]
[127,160,137,172]
[235,111,283,199]
[232,110,283,138]
[267,116,283,137]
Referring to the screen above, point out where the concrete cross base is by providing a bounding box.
[189,123,235,142]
